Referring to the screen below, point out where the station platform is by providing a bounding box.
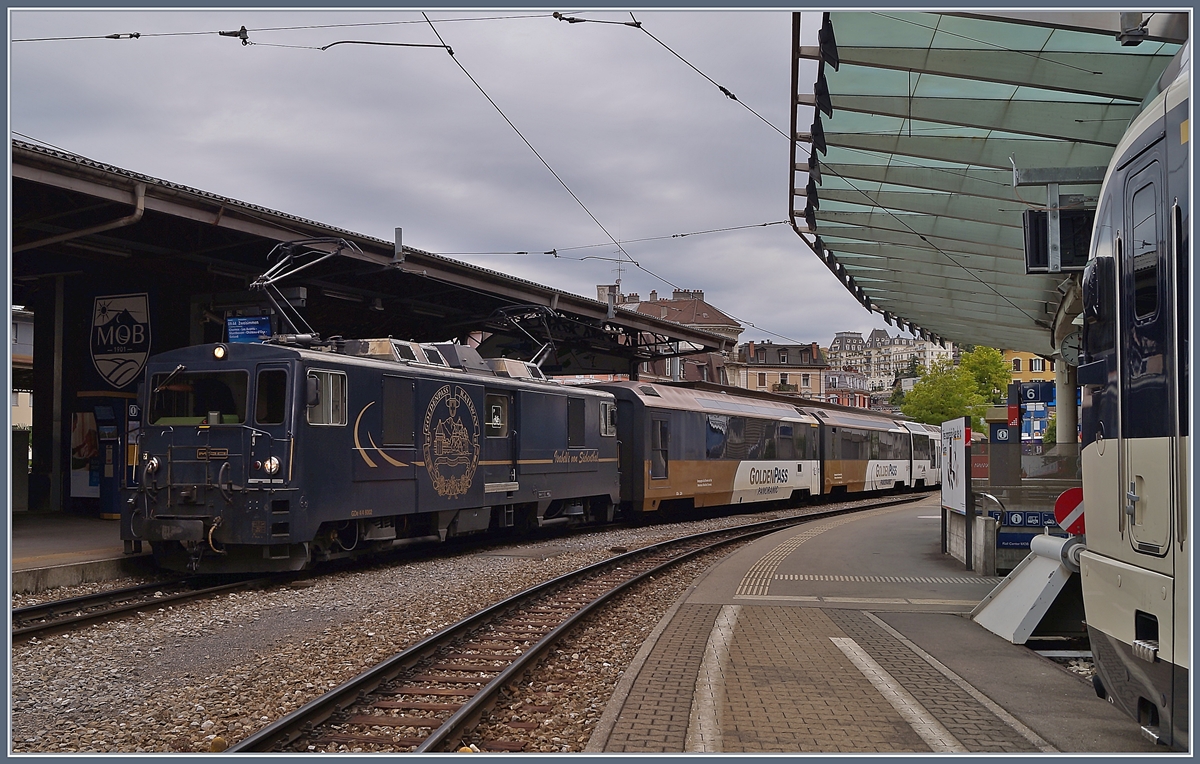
[10,512,153,594]
[587,494,1162,754]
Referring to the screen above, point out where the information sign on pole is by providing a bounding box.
[940,416,974,569]
[941,417,968,512]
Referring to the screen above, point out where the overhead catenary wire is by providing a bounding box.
[420,12,653,290]
[15,13,826,347]
[555,12,792,143]
[435,220,788,256]
[12,13,555,43]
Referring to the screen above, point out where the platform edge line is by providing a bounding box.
[862,610,1059,753]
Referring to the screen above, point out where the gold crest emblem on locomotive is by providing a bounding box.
[422,385,480,498]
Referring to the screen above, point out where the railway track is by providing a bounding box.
[12,576,277,641]
[231,492,926,753]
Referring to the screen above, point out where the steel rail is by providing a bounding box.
[12,576,275,640]
[230,492,926,752]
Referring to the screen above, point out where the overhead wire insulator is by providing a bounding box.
[219,25,250,45]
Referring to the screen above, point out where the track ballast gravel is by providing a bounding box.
[10,499,887,753]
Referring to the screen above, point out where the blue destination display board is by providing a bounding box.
[226,315,272,344]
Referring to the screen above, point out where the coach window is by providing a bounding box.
[706,414,728,459]
[383,376,415,445]
[651,419,669,478]
[777,424,796,459]
[567,398,586,447]
[255,369,288,425]
[600,401,617,437]
[1130,181,1159,319]
[307,370,347,426]
[486,393,509,438]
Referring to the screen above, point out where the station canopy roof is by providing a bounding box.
[791,11,1186,354]
[12,140,729,375]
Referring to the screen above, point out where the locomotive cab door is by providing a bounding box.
[251,364,292,484]
[1119,150,1175,556]
[483,391,517,492]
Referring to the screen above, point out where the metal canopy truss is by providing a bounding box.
[790,11,1185,353]
[12,140,728,375]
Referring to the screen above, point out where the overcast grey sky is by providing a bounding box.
[10,8,906,347]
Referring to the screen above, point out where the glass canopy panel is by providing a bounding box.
[792,11,1183,353]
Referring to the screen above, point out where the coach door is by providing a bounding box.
[1119,151,1174,555]
[483,390,517,494]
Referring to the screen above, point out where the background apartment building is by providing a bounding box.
[586,286,741,385]
[827,329,955,391]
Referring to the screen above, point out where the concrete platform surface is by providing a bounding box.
[10,511,152,593]
[589,495,1164,755]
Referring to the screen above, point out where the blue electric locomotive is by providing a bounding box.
[122,336,620,573]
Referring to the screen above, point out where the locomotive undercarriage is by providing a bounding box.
[136,488,618,573]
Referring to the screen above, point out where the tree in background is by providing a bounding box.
[1042,413,1057,444]
[900,358,988,428]
[958,346,1011,404]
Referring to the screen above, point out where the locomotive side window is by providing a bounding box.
[150,371,247,425]
[255,369,288,425]
[485,394,509,438]
[567,398,586,447]
[382,376,415,445]
[1130,181,1159,319]
[307,370,347,426]
[651,419,669,478]
[600,401,617,437]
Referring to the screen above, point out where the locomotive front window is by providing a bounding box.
[149,370,248,425]
[307,370,347,426]
[255,369,288,425]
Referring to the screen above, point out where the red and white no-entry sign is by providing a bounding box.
[1054,487,1085,535]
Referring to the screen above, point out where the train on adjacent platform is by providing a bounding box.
[1077,41,1189,750]
[121,335,939,575]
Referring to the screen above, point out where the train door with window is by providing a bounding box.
[251,364,291,486]
[1119,147,1175,559]
[483,388,517,494]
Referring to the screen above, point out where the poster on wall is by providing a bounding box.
[940,416,969,512]
[91,293,151,389]
[70,412,101,498]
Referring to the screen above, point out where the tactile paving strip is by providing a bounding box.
[775,574,1000,584]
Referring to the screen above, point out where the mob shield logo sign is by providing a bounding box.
[91,293,151,388]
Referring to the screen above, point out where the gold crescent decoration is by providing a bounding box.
[353,402,378,468]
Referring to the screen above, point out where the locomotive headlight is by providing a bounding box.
[145,455,160,474]
[263,456,281,475]
[213,344,228,360]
